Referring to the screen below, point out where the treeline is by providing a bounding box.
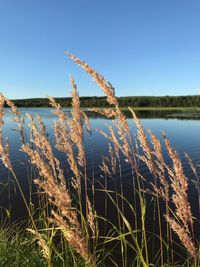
[6,95,200,108]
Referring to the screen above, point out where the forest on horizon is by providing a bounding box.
[6,95,200,108]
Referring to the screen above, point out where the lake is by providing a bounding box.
[1,108,200,214]
[0,108,200,264]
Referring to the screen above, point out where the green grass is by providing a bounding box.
[0,225,87,267]
[0,226,46,267]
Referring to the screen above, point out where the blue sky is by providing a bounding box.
[1,0,200,99]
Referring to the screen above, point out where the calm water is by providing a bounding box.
[1,108,200,176]
[1,108,200,208]
[0,108,200,262]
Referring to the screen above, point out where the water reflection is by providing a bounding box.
[1,108,200,183]
[0,108,200,262]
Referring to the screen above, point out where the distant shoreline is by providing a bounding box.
[6,95,200,108]
[6,106,200,111]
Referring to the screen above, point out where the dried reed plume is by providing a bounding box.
[163,134,193,230]
[0,94,13,171]
[163,133,196,258]
[20,106,93,264]
[185,153,200,215]
[22,140,92,264]
[108,143,117,175]
[165,216,196,259]
[66,52,134,167]
[129,108,154,174]
[148,129,169,201]
[50,211,91,264]
[130,105,196,257]
[66,52,118,107]
[70,76,85,167]
[3,95,25,144]
[89,108,116,119]
[99,156,112,177]
[27,228,51,263]
[86,196,96,236]
[49,85,90,190]
[49,96,81,188]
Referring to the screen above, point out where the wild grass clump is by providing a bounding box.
[0,225,46,267]
[0,53,199,266]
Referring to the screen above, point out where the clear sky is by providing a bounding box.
[1,0,200,99]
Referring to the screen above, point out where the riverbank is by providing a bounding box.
[8,95,200,109]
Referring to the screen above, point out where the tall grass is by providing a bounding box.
[0,53,199,266]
